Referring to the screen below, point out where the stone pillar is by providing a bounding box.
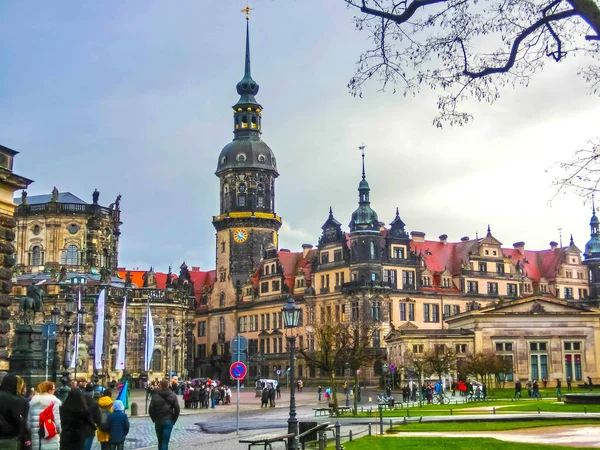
[0,146,33,371]
[9,324,47,390]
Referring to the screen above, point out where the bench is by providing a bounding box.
[239,433,295,450]
[313,407,331,416]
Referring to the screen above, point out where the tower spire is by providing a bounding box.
[359,144,366,180]
[244,20,251,80]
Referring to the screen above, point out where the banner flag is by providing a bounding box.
[115,296,127,371]
[94,289,106,370]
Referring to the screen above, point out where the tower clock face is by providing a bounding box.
[233,228,248,243]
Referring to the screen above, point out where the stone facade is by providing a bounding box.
[0,145,32,370]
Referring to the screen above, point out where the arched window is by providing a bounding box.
[219,292,225,307]
[238,195,246,207]
[151,349,162,372]
[62,244,79,266]
[31,246,41,266]
[371,301,381,321]
[173,350,180,374]
[219,317,225,334]
[265,265,270,275]
[110,348,117,370]
[370,241,376,259]
[251,116,257,129]
[241,115,248,128]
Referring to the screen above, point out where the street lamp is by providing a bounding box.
[58,293,75,401]
[166,315,174,379]
[282,295,301,450]
[73,304,87,383]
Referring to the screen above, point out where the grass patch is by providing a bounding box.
[351,398,600,417]
[387,419,600,433]
[340,436,598,450]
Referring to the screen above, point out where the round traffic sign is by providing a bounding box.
[230,361,247,380]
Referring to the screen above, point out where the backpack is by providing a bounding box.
[38,404,57,440]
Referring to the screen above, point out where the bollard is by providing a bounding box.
[389,419,393,430]
[349,430,353,442]
[419,416,423,423]
[493,407,496,415]
[368,423,372,436]
[318,430,325,450]
[407,408,410,417]
[379,405,384,435]
[450,409,453,416]
[130,402,138,417]
[538,407,540,414]
[335,421,341,450]
[585,407,588,414]
[403,416,407,424]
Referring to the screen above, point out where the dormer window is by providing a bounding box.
[237,153,247,162]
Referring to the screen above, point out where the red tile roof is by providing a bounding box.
[118,268,216,300]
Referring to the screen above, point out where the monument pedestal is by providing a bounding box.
[9,324,53,390]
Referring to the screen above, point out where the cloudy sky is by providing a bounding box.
[0,1,598,272]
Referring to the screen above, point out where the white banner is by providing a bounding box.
[69,290,82,369]
[94,289,106,370]
[144,306,155,372]
[114,296,127,371]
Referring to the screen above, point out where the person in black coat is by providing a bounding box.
[59,389,96,450]
[83,384,101,450]
[149,380,180,450]
[0,373,29,450]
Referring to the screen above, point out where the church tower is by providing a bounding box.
[213,20,281,303]
[584,204,600,301]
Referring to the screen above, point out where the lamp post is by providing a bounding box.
[345,362,350,407]
[282,295,301,450]
[57,293,75,401]
[72,302,87,383]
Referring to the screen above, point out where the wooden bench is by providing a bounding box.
[239,433,295,450]
[328,405,352,417]
[313,407,331,416]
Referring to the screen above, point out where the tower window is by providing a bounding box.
[238,196,246,207]
[236,153,247,162]
[238,183,246,193]
[257,183,264,194]
[33,224,41,235]
[221,156,227,165]
[221,241,225,253]
[257,196,264,207]
[251,116,257,129]
[62,244,79,266]
[241,115,248,128]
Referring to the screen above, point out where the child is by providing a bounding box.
[101,400,130,450]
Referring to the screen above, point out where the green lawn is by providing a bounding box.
[351,398,600,417]
[388,419,600,432]
[340,436,598,450]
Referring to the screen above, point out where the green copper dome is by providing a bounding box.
[585,210,600,259]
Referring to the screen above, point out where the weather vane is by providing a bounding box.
[241,4,252,20]
[359,144,366,180]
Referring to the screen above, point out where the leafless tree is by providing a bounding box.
[553,139,600,201]
[345,0,600,127]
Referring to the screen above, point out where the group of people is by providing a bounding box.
[260,384,277,407]
[0,375,180,450]
[0,375,129,450]
[182,383,233,409]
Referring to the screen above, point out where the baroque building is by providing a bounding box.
[191,20,599,386]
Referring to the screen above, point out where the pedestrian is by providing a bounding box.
[588,376,593,391]
[268,386,276,407]
[59,388,95,450]
[83,384,101,450]
[317,386,322,401]
[97,389,114,450]
[29,381,62,450]
[299,380,303,392]
[0,373,30,450]
[276,383,281,399]
[225,386,232,405]
[514,380,522,399]
[149,379,180,450]
[566,375,572,392]
[532,380,540,399]
[261,387,268,408]
[100,400,130,450]
[556,379,562,398]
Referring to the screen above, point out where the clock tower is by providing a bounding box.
[212,20,281,304]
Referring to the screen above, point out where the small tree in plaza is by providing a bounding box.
[298,311,350,415]
[461,351,514,390]
[423,345,457,384]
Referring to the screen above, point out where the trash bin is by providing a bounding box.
[299,421,318,444]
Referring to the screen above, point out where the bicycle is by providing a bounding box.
[432,392,449,405]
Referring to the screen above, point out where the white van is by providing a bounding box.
[257,378,278,389]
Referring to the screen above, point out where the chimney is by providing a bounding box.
[192,266,201,272]
[513,241,525,255]
[410,231,426,243]
[302,244,313,258]
[460,236,469,242]
[439,234,448,245]
[549,241,558,250]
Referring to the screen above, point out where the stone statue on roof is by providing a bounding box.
[115,194,121,210]
[124,271,132,288]
[21,190,27,205]
[166,265,172,288]
[100,266,111,284]
[51,187,59,202]
[58,266,67,282]
[92,189,100,205]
